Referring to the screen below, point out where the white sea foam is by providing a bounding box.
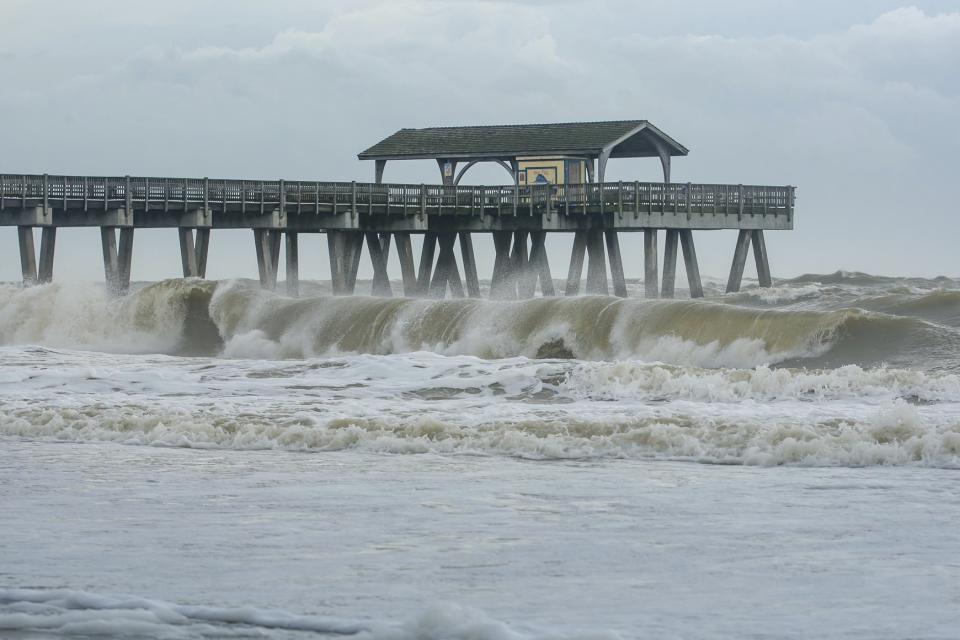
[0,589,616,640]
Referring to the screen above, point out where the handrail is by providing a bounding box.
[0,173,795,217]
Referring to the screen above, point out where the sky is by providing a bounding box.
[1,0,959,284]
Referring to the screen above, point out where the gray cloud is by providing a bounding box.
[1,1,958,283]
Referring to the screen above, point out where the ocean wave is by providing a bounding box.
[0,588,618,640]
[1,278,958,369]
[3,397,959,467]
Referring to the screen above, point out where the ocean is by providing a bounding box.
[2,272,959,639]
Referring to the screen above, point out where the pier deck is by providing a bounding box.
[1,173,794,299]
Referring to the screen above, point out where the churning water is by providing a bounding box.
[2,272,960,638]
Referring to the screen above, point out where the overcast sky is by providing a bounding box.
[1,0,959,284]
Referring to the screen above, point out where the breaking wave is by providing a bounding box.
[0,588,611,640]
[3,278,957,369]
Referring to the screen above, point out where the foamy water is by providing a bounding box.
[3,272,960,638]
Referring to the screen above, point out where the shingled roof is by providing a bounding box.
[358,120,688,161]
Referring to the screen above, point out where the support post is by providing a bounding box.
[643,229,658,299]
[394,232,418,296]
[725,229,752,293]
[345,232,363,294]
[254,229,277,290]
[751,230,772,288]
[38,227,56,284]
[606,231,628,298]
[490,231,514,299]
[458,232,481,298]
[366,231,392,297]
[679,230,703,298]
[117,228,134,295]
[286,231,299,297]
[17,226,37,285]
[179,228,198,278]
[417,232,438,296]
[429,234,463,298]
[585,229,608,295]
[195,228,210,279]
[565,231,587,296]
[512,231,532,299]
[328,231,347,295]
[662,230,678,299]
[528,231,555,296]
[102,227,118,294]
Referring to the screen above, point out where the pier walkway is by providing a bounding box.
[1,173,793,299]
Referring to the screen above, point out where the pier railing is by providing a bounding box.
[0,174,794,220]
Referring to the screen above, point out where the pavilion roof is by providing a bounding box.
[358,120,688,161]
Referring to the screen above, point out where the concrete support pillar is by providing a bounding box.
[286,232,299,297]
[565,231,587,296]
[417,232,438,296]
[17,226,37,285]
[102,227,134,296]
[725,230,752,293]
[662,230,679,299]
[458,232,481,298]
[344,232,363,294]
[394,232,418,297]
[679,230,703,298]
[512,231,533,299]
[725,230,773,292]
[254,229,277,290]
[490,231,514,299]
[38,227,56,284]
[643,229,659,299]
[585,229,608,295]
[429,233,464,298]
[528,231,555,297]
[195,228,210,279]
[327,231,347,295]
[605,230,628,298]
[179,228,199,278]
[751,230,772,288]
[366,231,392,297]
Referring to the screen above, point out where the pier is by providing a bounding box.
[1,121,794,298]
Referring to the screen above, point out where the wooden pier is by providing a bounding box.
[0,121,794,298]
[1,174,792,297]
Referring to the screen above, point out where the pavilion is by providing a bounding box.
[358,120,688,186]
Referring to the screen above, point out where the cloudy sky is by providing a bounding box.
[1,0,958,284]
